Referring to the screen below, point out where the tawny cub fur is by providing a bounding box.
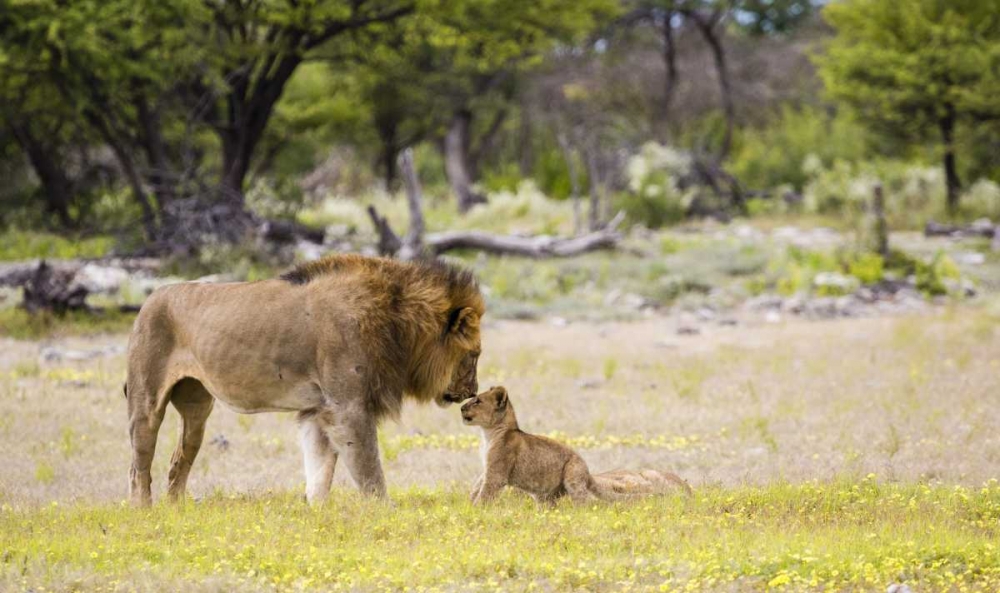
[461,386,692,505]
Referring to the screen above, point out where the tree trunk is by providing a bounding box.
[469,107,508,180]
[218,56,302,205]
[689,9,735,159]
[135,94,177,207]
[382,144,399,191]
[376,116,400,191]
[939,106,962,215]
[444,109,486,213]
[8,123,74,228]
[83,111,158,240]
[518,100,534,177]
[584,146,604,231]
[398,148,425,261]
[660,10,678,141]
[556,131,583,235]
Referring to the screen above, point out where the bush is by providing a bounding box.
[960,179,1000,221]
[620,143,695,228]
[730,105,869,192]
[915,252,962,297]
[0,231,115,261]
[802,160,945,228]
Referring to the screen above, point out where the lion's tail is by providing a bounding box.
[589,468,692,501]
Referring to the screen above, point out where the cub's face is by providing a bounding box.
[461,386,508,427]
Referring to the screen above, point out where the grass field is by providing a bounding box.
[1,308,999,591]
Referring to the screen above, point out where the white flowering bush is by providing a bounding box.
[620,143,696,227]
[802,159,945,228]
[961,179,1000,220]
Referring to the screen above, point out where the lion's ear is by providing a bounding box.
[494,387,508,410]
[447,307,479,339]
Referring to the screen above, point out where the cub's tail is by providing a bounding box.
[589,468,693,501]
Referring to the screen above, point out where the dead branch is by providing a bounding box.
[20,261,89,314]
[366,205,402,256]
[0,257,163,314]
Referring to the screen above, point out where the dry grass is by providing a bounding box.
[1,310,999,590]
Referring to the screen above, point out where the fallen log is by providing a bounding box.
[259,219,325,245]
[924,219,996,238]
[368,205,624,259]
[366,147,624,258]
[426,211,624,257]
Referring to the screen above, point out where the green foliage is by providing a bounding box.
[734,0,816,36]
[5,482,1000,590]
[0,232,115,261]
[915,252,963,297]
[730,105,869,191]
[847,253,885,286]
[817,0,1000,208]
[621,143,694,228]
[0,308,137,341]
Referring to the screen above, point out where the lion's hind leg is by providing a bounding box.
[563,457,599,504]
[127,381,167,507]
[166,378,215,502]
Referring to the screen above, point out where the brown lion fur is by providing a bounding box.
[462,386,692,505]
[125,253,484,505]
[280,254,485,419]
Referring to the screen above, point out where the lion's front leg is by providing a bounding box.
[298,412,339,504]
[330,411,387,499]
[470,473,485,502]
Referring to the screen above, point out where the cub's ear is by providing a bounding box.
[447,307,479,338]
[493,387,508,410]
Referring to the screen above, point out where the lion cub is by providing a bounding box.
[461,386,691,505]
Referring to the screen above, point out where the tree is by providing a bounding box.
[818,0,1000,213]
[197,1,414,203]
[343,0,617,212]
[1,0,415,243]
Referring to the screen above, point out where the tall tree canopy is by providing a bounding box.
[817,0,1000,213]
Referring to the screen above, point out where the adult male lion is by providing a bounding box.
[125,254,483,506]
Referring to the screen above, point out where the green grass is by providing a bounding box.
[2,479,999,592]
[0,231,115,261]
[0,307,136,340]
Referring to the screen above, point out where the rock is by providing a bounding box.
[73,263,130,294]
[718,317,739,326]
[210,434,230,452]
[576,379,603,389]
[295,240,326,262]
[764,311,782,324]
[39,345,125,363]
[953,251,986,266]
[621,293,652,310]
[746,294,784,311]
[695,307,716,321]
[549,316,569,327]
[970,218,994,234]
[603,288,622,306]
[781,295,806,314]
[835,295,859,316]
[677,324,701,336]
[677,312,701,335]
[887,584,913,593]
[813,271,859,295]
